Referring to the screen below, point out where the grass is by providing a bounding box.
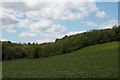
[2,42,118,78]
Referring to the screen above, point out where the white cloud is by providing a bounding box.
[4,0,114,3]
[17,17,68,43]
[19,32,37,38]
[82,20,117,29]
[2,2,98,20]
[82,21,98,27]
[2,2,29,12]
[29,19,68,37]
[24,1,41,7]
[18,19,32,28]
[1,24,16,33]
[35,24,68,43]
[36,38,55,44]
[36,30,85,44]
[0,38,8,41]
[1,8,23,33]
[66,31,85,36]
[2,17,18,26]
[47,24,68,34]
[24,2,98,21]
[34,24,68,44]
[1,8,19,26]
[100,20,118,28]
[96,11,109,19]
[6,28,16,33]
[30,19,53,31]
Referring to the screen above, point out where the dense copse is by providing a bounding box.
[1,25,120,60]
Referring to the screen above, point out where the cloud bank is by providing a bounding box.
[1,2,117,43]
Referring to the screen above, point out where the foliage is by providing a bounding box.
[1,25,120,60]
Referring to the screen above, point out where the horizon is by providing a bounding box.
[0,26,118,44]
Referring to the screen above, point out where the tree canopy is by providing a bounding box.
[1,25,120,61]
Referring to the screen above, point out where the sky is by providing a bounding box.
[0,1,118,43]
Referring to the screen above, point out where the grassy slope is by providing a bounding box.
[2,42,118,78]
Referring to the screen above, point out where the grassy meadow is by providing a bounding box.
[2,42,118,78]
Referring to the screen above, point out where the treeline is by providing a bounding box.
[1,25,120,61]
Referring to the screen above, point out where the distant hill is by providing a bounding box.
[1,25,120,60]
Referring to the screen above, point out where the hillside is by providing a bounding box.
[3,42,118,78]
[2,26,120,61]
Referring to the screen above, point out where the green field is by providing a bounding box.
[2,42,118,78]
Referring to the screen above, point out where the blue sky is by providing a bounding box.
[1,2,118,43]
